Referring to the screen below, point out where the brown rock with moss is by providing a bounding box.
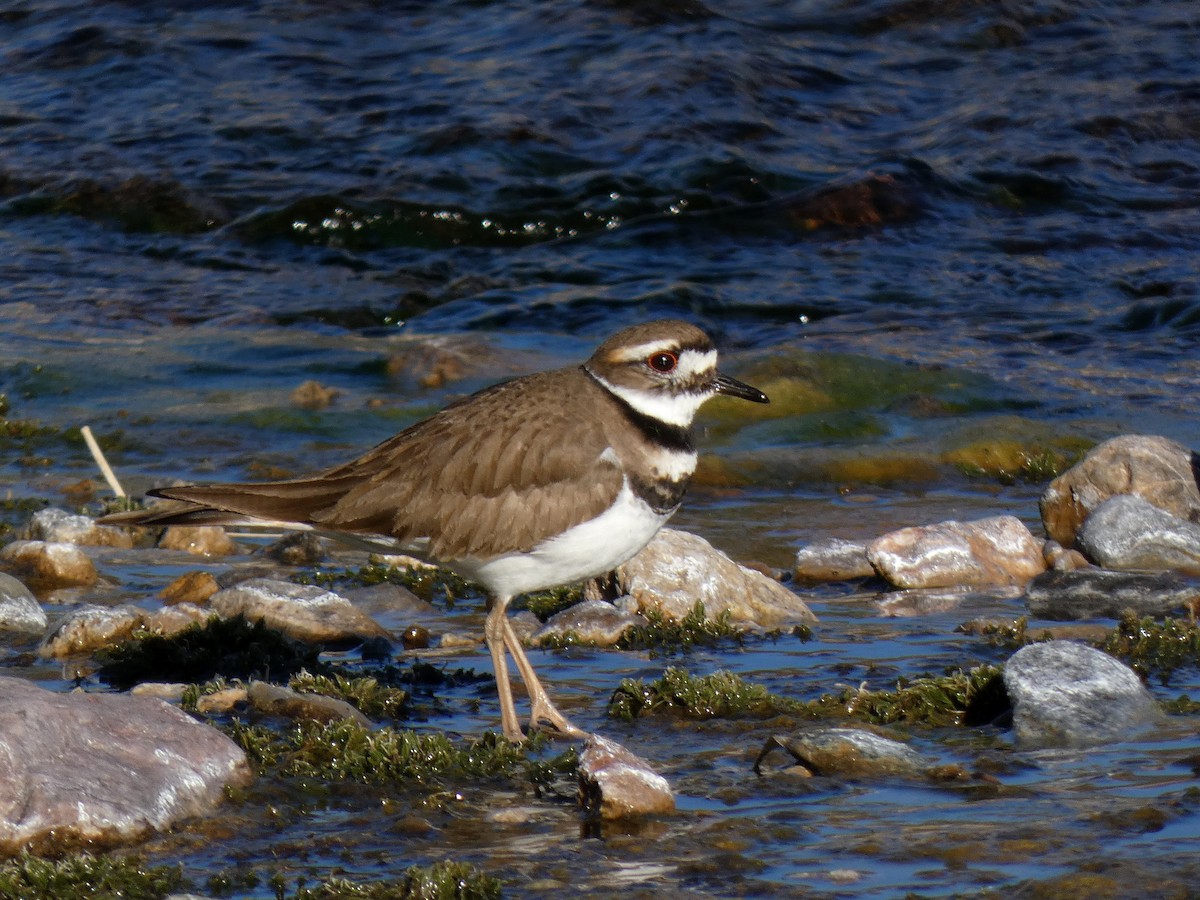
[867,515,1045,590]
[1039,434,1200,547]
[160,570,221,605]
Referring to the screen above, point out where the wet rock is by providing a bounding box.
[587,528,817,627]
[1004,641,1161,747]
[753,727,926,778]
[0,572,47,634]
[793,538,874,582]
[867,515,1045,590]
[0,676,250,854]
[343,581,436,617]
[1077,494,1200,572]
[130,682,187,701]
[208,578,391,645]
[531,598,649,647]
[1043,540,1090,572]
[577,734,675,820]
[160,570,221,605]
[876,587,978,617]
[196,686,249,715]
[1040,434,1200,546]
[0,540,98,590]
[400,625,430,650]
[39,604,145,658]
[263,531,325,566]
[246,681,372,726]
[159,525,238,556]
[1024,568,1200,620]
[143,602,210,635]
[782,173,920,230]
[26,507,134,548]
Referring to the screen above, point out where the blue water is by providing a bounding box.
[3,0,1200,895]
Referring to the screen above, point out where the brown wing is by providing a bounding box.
[124,367,626,561]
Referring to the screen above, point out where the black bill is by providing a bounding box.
[715,372,769,404]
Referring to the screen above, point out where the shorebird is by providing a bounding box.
[105,320,768,741]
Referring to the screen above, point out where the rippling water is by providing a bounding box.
[2,0,1200,895]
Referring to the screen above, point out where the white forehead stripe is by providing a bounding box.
[615,342,717,375]
[673,348,718,380]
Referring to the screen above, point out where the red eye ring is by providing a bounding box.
[648,351,678,373]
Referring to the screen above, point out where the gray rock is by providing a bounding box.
[577,734,674,819]
[0,676,250,854]
[1024,568,1200,620]
[27,507,134,548]
[793,538,874,582]
[0,540,98,590]
[587,528,817,627]
[1003,641,1161,748]
[0,573,47,634]
[39,604,146,658]
[1078,494,1200,572]
[1040,434,1200,547]
[208,577,390,644]
[867,515,1045,590]
[531,598,648,647]
[246,681,372,727]
[753,726,926,778]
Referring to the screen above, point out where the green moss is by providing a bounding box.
[299,562,473,607]
[520,585,583,621]
[0,852,184,900]
[1100,613,1200,685]
[289,672,409,719]
[609,665,1006,728]
[224,719,572,787]
[267,861,500,899]
[616,602,741,651]
[1163,695,1200,715]
[608,667,799,720]
[97,615,324,690]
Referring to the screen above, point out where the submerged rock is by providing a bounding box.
[753,727,926,778]
[531,598,648,647]
[1077,494,1200,572]
[1003,641,1160,748]
[0,573,47,634]
[587,528,816,627]
[246,681,372,727]
[0,540,98,590]
[1024,568,1200,620]
[26,507,134,548]
[867,515,1045,590]
[208,577,390,645]
[159,525,238,556]
[1040,434,1200,547]
[160,570,221,605]
[0,677,250,854]
[793,538,875,582]
[577,734,675,820]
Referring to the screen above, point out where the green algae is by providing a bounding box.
[276,861,501,899]
[300,562,472,607]
[1100,613,1200,685]
[520,585,583,620]
[288,672,409,720]
[609,665,1006,728]
[98,615,324,690]
[617,602,742,651]
[0,853,184,900]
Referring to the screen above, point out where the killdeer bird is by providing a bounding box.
[105,320,768,741]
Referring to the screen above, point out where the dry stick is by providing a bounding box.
[81,425,125,499]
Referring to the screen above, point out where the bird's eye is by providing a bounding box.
[647,352,678,373]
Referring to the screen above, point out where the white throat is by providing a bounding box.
[586,369,714,428]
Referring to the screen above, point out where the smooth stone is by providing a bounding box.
[143,602,210,635]
[1040,434,1200,547]
[208,577,391,644]
[1004,641,1161,747]
[867,515,1045,590]
[0,540,98,590]
[875,586,975,617]
[246,680,372,726]
[753,727,926,778]
[159,525,238,556]
[39,604,146,658]
[160,570,221,605]
[587,528,817,627]
[26,507,134,548]
[130,682,188,701]
[793,538,875,582]
[531,598,648,647]
[1078,494,1200,572]
[1024,568,1200,620]
[0,572,47,634]
[0,676,250,854]
[196,687,249,715]
[577,734,675,819]
[343,581,437,617]
[1043,540,1090,572]
[263,531,325,566]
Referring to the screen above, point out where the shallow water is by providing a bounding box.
[3,0,1200,895]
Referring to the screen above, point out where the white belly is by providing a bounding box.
[455,481,673,599]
